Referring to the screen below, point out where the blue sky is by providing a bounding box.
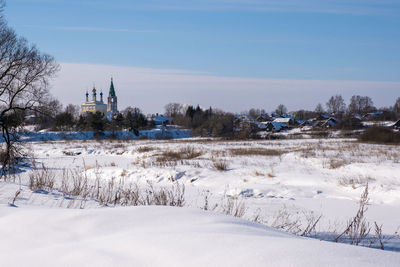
[4,0,400,113]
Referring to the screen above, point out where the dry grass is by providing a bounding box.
[213,159,229,171]
[254,171,264,176]
[213,150,228,157]
[29,164,55,192]
[230,148,285,157]
[297,147,317,158]
[33,164,186,208]
[137,146,154,153]
[326,158,349,169]
[338,176,374,189]
[120,169,128,177]
[112,143,127,149]
[219,195,246,217]
[156,146,202,162]
[335,184,370,245]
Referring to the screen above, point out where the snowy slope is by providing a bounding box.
[0,205,399,267]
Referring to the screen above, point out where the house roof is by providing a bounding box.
[235,114,254,120]
[154,115,169,122]
[256,114,273,121]
[271,113,280,118]
[270,121,288,131]
[320,114,330,120]
[281,114,294,119]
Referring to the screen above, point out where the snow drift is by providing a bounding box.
[0,205,398,267]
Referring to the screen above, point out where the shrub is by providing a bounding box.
[359,126,400,144]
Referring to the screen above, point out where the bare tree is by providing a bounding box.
[393,97,400,114]
[348,95,375,115]
[314,103,324,114]
[34,97,63,129]
[65,103,80,121]
[326,94,346,115]
[275,104,287,116]
[54,103,80,131]
[122,106,142,118]
[248,108,265,118]
[164,103,182,118]
[122,106,147,134]
[0,11,59,175]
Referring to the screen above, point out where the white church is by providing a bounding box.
[81,78,118,116]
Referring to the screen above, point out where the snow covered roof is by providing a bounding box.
[393,120,400,128]
[273,118,291,123]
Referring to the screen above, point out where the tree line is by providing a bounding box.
[35,104,153,136]
[164,95,400,136]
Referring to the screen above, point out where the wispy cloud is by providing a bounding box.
[91,0,400,16]
[14,0,400,16]
[51,62,400,114]
[53,26,158,33]
[23,25,158,33]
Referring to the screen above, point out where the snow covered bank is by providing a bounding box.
[11,128,191,142]
[0,205,398,267]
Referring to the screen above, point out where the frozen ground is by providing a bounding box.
[1,137,400,265]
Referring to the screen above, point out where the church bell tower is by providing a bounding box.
[107,77,118,115]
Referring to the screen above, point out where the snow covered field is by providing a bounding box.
[1,137,400,265]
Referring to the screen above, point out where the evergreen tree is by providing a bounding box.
[54,112,74,131]
[87,112,105,136]
[124,108,147,135]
